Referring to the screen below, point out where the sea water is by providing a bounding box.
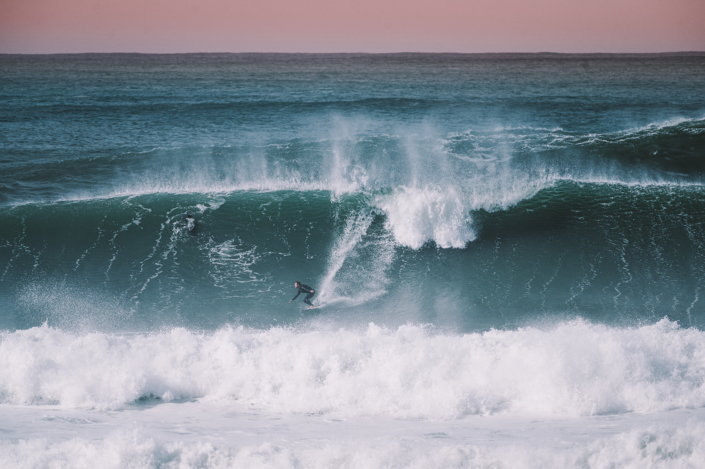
[1,53,705,468]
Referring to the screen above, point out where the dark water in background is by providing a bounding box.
[2,53,705,333]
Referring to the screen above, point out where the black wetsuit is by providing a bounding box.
[292,284,315,306]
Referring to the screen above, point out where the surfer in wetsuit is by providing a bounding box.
[289,281,315,308]
[182,212,196,233]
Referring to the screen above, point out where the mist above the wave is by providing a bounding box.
[92,118,557,250]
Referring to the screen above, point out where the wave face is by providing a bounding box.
[2,54,705,332]
[2,181,705,331]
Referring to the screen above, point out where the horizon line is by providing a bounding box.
[2,51,705,57]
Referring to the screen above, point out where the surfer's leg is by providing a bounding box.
[304,292,315,306]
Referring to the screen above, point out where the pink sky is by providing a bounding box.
[1,0,704,53]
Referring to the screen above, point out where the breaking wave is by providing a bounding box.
[1,319,704,418]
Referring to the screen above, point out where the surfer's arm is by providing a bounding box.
[291,291,301,301]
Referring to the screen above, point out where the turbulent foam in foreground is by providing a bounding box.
[3,423,705,469]
[1,319,703,417]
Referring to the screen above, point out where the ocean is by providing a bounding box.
[1,52,705,468]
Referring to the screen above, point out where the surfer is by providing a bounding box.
[183,212,196,233]
[289,281,315,308]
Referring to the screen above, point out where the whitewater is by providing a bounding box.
[1,53,705,468]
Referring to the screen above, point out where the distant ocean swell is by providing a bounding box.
[1,319,704,417]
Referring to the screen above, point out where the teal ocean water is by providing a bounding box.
[1,53,705,468]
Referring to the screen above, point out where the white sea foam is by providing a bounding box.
[202,239,263,293]
[373,169,548,249]
[374,186,476,249]
[2,422,705,469]
[1,318,704,417]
